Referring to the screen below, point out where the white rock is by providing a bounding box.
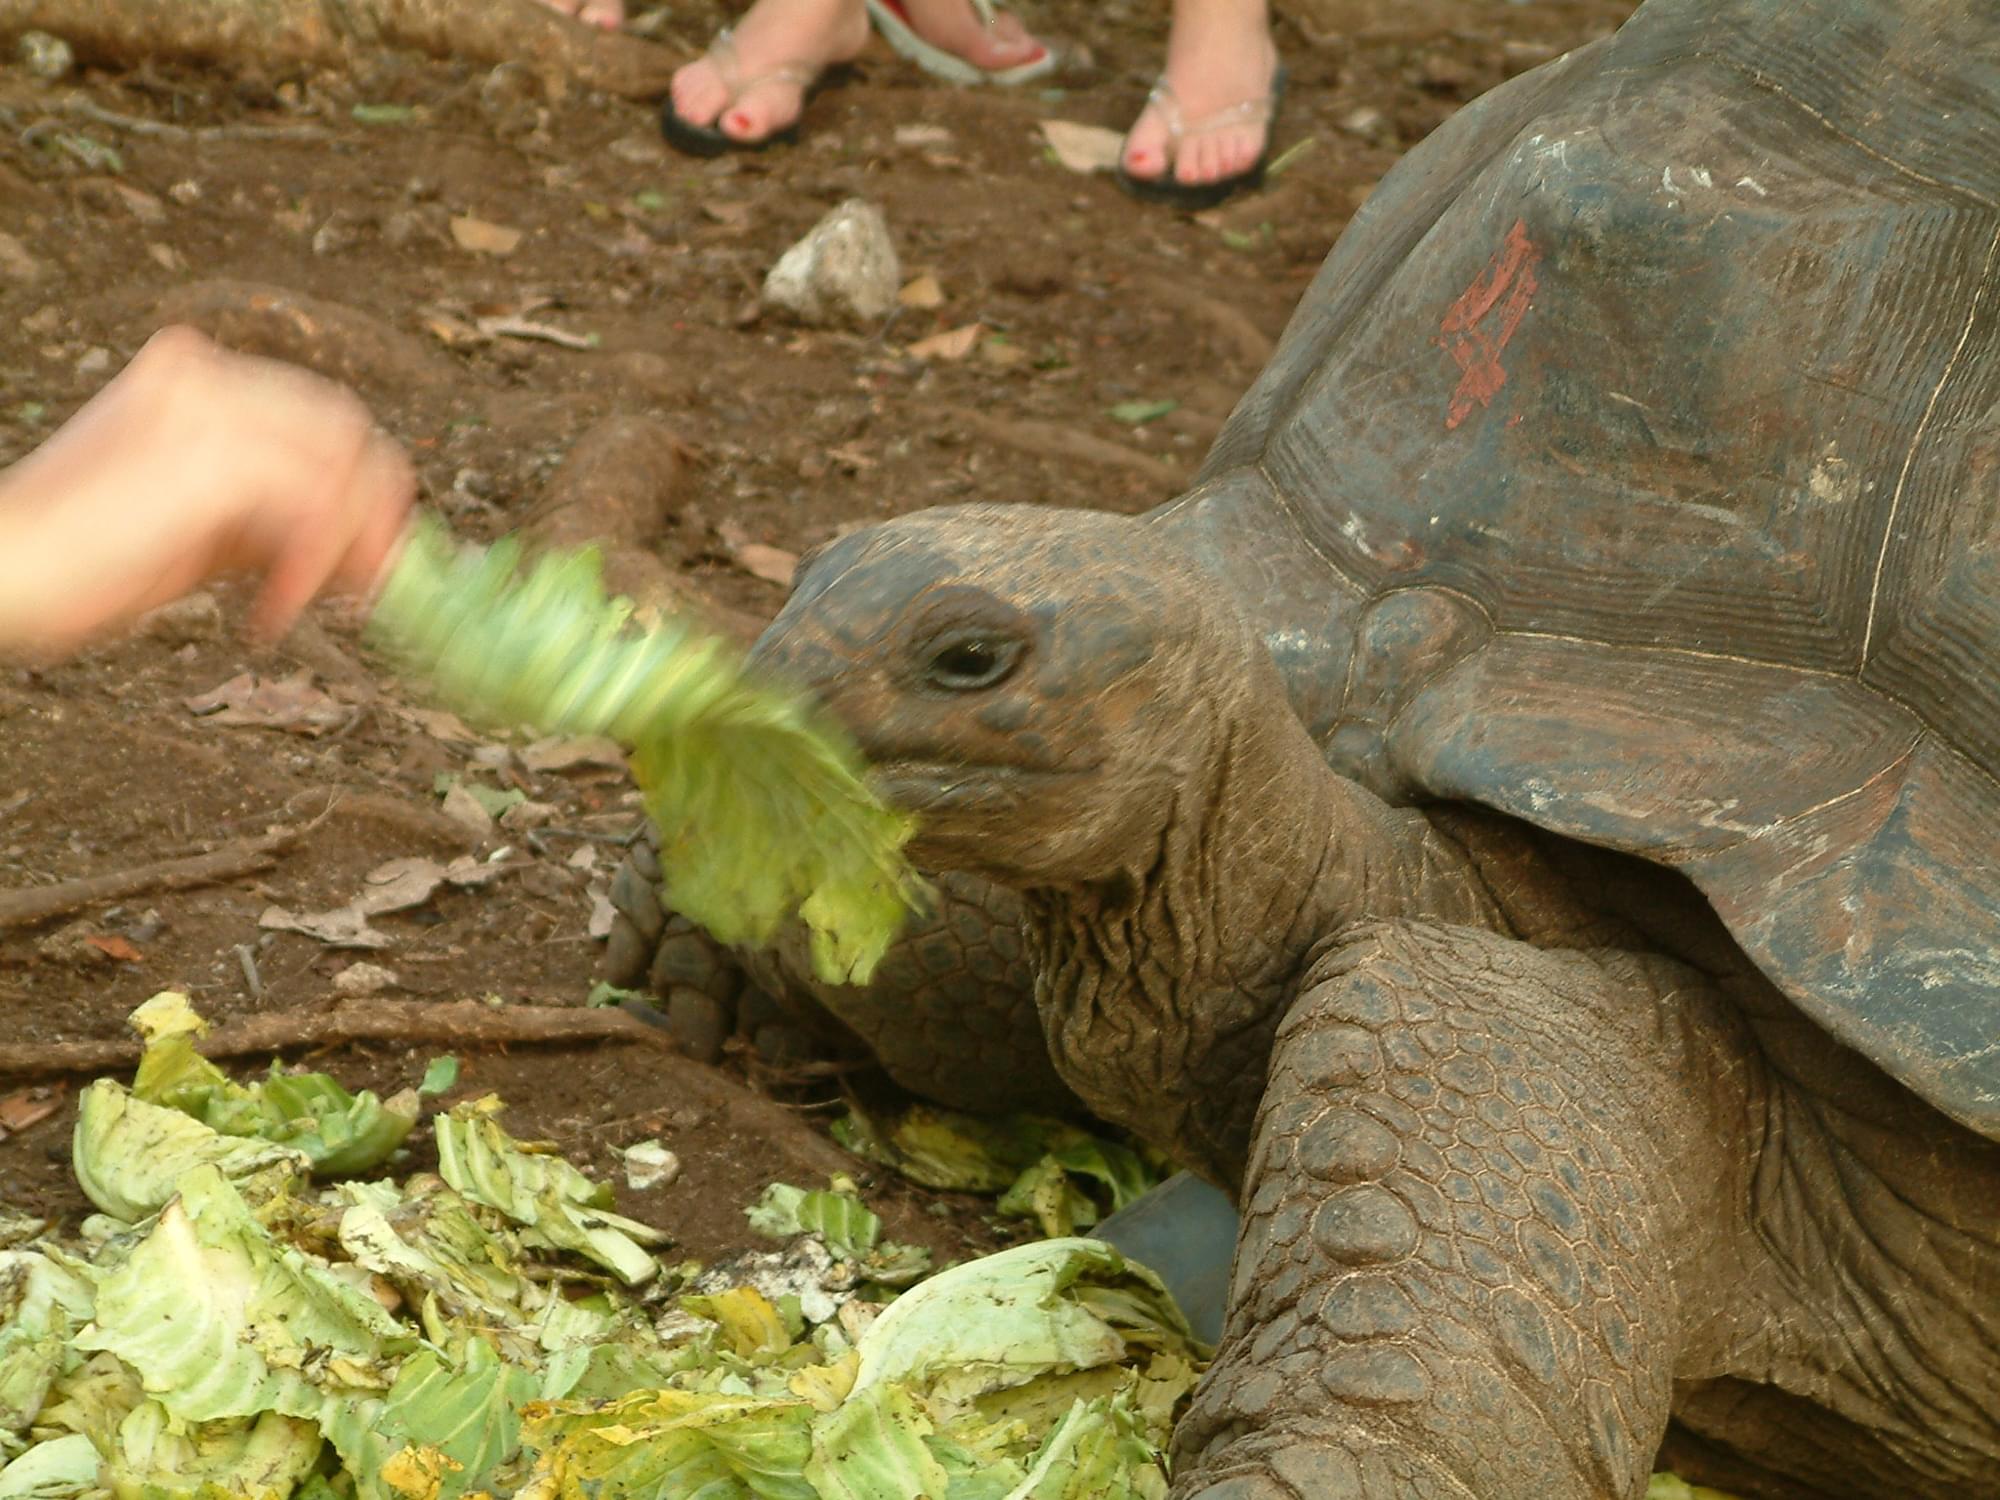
[16,31,72,79]
[620,1140,682,1191]
[762,198,900,327]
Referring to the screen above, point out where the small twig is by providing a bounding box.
[0,998,678,1075]
[234,943,264,999]
[62,96,331,143]
[0,826,301,931]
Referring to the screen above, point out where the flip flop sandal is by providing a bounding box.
[660,29,848,158]
[1114,64,1289,211]
[863,0,1058,87]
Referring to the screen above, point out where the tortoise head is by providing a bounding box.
[751,504,1264,887]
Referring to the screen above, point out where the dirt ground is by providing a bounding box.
[0,0,1636,1262]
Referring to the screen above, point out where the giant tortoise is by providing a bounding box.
[613,0,2000,1493]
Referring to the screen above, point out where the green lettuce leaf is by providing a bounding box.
[0,1253,93,1440]
[519,1388,817,1500]
[323,1340,536,1500]
[105,1401,321,1500]
[73,1166,412,1426]
[366,517,921,984]
[129,993,419,1178]
[0,1432,101,1500]
[71,1082,309,1224]
[851,1239,1197,1412]
[431,1101,667,1286]
[802,1383,948,1500]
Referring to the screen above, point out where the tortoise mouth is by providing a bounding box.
[869,759,1097,816]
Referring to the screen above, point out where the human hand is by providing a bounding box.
[0,326,414,655]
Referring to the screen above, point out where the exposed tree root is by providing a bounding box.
[0,998,680,1076]
[945,406,1185,494]
[525,416,769,644]
[0,997,866,1181]
[0,827,299,931]
[1135,273,1278,373]
[0,0,683,99]
[151,279,463,396]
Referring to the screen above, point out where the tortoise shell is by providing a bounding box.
[1155,0,2000,1135]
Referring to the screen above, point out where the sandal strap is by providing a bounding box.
[1143,76,1276,145]
[707,27,820,98]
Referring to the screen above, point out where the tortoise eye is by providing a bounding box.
[924,634,1022,691]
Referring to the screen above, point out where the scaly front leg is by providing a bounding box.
[1172,920,1754,1499]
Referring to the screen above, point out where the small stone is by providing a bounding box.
[607,132,668,165]
[333,962,400,996]
[35,923,91,965]
[1338,106,1388,142]
[665,986,727,1064]
[168,180,203,205]
[0,232,42,284]
[16,31,72,79]
[133,590,222,644]
[312,210,371,258]
[761,198,900,327]
[74,347,111,379]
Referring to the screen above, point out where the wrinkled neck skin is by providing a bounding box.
[1021,687,1501,1191]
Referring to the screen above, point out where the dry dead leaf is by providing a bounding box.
[827,443,878,472]
[1039,120,1125,175]
[586,877,616,939]
[898,273,945,310]
[982,339,1030,369]
[84,934,143,963]
[0,1087,62,1135]
[477,315,599,350]
[521,735,627,773]
[908,322,985,361]
[439,783,496,837]
[419,309,486,347]
[186,671,348,736]
[398,706,482,744]
[450,214,526,255]
[703,200,752,232]
[259,855,510,949]
[894,124,954,148]
[260,904,394,949]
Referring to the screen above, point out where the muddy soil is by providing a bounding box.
[0,0,1634,1260]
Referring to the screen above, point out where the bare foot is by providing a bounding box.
[668,0,872,145]
[1122,0,1278,190]
[884,0,1049,75]
[532,0,626,29]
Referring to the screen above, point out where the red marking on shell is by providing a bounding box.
[1437,219,1541,431]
